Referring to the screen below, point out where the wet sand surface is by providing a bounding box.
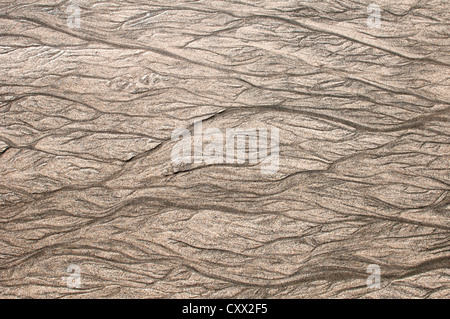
[0,0,449,298]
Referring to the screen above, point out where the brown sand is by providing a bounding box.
[0,0,448,298]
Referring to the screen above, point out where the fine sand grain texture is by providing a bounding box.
[0,0,449,298]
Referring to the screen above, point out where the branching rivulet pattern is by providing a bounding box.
[0,0,448,298]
